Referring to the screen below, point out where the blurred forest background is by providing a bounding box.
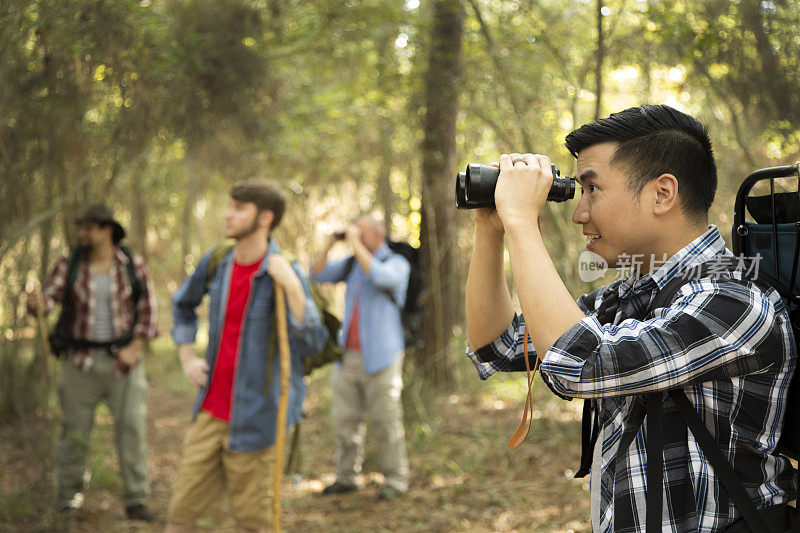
[1,0,799,531]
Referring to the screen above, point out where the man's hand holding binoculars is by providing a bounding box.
[472,153,554,240]
[314,223,373,277]
[465,151,584,357]
[495,153,554,231]
[327,225,361,247]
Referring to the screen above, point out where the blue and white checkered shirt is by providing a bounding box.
[467,226,796,532]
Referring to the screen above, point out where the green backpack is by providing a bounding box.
[205,242,342,376]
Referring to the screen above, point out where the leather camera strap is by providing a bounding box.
[508,326,540,449]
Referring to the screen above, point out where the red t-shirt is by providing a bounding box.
[201,258,262,422]
[345,299,361,350]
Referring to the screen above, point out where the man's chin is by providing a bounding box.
[224,229,242,240]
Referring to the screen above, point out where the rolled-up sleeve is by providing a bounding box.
[367,255,409,303]
[311,257,351,284]
[464,286,601,380]
[540,280,785,399]
[171,252,212,345]
[466,314,536,379]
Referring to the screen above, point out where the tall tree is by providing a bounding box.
[418,0,465,387]
[594,0,605,120]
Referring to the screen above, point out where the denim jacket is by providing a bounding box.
[171,239,328,451]
[311,243,409,374]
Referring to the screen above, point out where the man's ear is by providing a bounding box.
[652,174,679,216]
[259,209,275,231]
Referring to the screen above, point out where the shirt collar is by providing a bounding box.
[618,225,727,296]
[220,237,280,276]
[373,242,391,260]
[257,237,281,275]
[113,246,130,265]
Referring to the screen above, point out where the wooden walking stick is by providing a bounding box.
[273,284,291,533]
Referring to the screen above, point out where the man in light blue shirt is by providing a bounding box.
[312,214,410,499]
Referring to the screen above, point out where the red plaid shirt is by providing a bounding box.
[42,247,158,371]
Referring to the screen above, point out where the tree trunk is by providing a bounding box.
[740,0,797,123]
[376,34,395,235]
[594,0,605,120]
[130,161,149,260]
[181,148,199,276]
[418,0,464,387]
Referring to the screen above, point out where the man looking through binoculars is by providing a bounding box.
[465,105,796,532]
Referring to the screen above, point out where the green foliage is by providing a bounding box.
[2,0,800,412]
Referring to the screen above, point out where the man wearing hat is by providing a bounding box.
[27,205,158,521]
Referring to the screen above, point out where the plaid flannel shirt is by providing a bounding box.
[43,247,158,371]
[467,227,796,532]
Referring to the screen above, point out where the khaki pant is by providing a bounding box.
[332,349,408,492]
[57,353,150,508]
[167,410,274,531]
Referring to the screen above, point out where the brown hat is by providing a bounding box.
[75,205,126,243]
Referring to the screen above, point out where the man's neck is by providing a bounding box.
[638,223,710,276]
[234,231,270,265]
[88,242,115,265]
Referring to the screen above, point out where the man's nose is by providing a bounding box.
[572,201,590,224]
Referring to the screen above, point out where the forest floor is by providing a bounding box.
[1,338,590,532]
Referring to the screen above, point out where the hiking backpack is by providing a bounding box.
[49,246,142,357]
[205,243,343,376]
[343,240,424,350]
[641,164,800,532]
[732,164,800,462]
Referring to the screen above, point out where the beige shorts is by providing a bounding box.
[167,410,274,530]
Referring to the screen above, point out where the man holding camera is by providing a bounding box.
[312,215,410,500]
[465,105,795,531]
[26,205,158,521]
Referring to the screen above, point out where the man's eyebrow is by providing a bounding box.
[577,170,597,184]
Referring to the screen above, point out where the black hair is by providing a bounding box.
[98,221,123,244]
[565,105,716,222]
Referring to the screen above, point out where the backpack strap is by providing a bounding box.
[575,281,624,478]
[107,246,143,351]
[646,392,664,533]
[654,390,774,533]
[645,256,776,533]
[62,247,87,318]
[65,248,84,292]
[49,249,86,357]
[343,256,356,280]
[204,241,235,292]
[119,246,142,305]
[342,254,403,308]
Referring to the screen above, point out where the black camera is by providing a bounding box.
[455,163,575,209]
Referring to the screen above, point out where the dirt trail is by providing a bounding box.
[1,361,590,532]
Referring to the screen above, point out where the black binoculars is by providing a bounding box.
[455,163,576,209]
